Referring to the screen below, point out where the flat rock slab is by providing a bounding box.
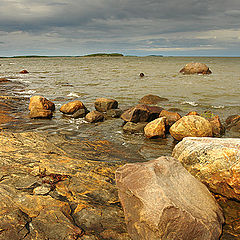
[116,156,224,240]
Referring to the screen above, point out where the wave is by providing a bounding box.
[181,101,198,107]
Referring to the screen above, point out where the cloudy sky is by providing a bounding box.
[0,0,240,56]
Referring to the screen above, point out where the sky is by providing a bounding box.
[0,0,240,56]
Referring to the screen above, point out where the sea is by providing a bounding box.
[0,56,240,161]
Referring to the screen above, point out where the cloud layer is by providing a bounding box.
[0,0,240,56]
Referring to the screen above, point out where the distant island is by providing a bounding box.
[83,53,124,57]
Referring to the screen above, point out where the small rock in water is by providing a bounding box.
[94,98,118,112]
[85,110,104,123]
[139,94,168,105]
[106,109,123,118]
[72,109,89,119]
[29,95,55,112]
[180,62,212,74]
[123,122,148,134]
[60,100,86,114]
[139,73,144,77]
[19,69,29,74]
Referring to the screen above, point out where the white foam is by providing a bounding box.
[212,105,225,109]
[181,101,198,107]
[67,92,80,98]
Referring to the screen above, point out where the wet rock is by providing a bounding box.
[139,73,144,77]
[172,137,240,201]
[167,107,182,112]
[29,108,53,119]
[139,94,168,105]
[225,114,240,126]
[187,111,199,116]
[144,117,167,138]
[123,122,148,134]
[85,110,104,123]
[159,109,181,127]
[208,115,225,137]
[94,98,118,112]
[60,100,86,114]
[170,115,213,141]
[29,95,55,112]
[0,77,10,83]
[19,69,29,74]
[106,109,123,118]
[116,156,224,240]
[72,108,89,119]
[180,62,212,74]
[121,104,163,123]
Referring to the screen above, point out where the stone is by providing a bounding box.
[29,108,53,119]
[94,98,118,112]
[139,73,144,77]
[208,115,225,137]
[121,104,163,123]
[60,100,86,114]
[139,94,168,105]
[85,110,104,123]
[29,95,55,112]
[170,115,213,141]
[106,109,123,118]
[72,108,89,119]
[172,137,240,201]
[180,62,212,74]
[0,77,10,83]
[144,117,167,138]
[225,115,240,126]
[187,111,199,116]
[159,109,181,127]
[33,184,52,195]
[123,122,148,134]
[116,156,224,240]
[19,69,29,74]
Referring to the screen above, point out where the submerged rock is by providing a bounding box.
[72,108,89,119]
[85,110,104,123]
[180,62,212,74]
[139,94,168,105]
[170,115,213,141]
[123,122,148,134]
[0,77,10,83]
[60,100,86,114]
[94,98,118,112]
[116,156,224,240]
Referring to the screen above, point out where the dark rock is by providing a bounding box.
[85,110,104,123]
[0,77,10,83]
[139,73,144,77]
[72,109,89,119]
[106,109,123,118]
[123,122,148,134]
[95,98,118,112]
[116,156,224,240]
[19,69,29,74]
[225,115,240,126]
[139,94,168,105]
[60,100,86,114]
[180,62,212,74]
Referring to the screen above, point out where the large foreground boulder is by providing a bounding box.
[180,62,212,74]
[116,156,224,240]
[170,115,213,141]
[172,137,240,201]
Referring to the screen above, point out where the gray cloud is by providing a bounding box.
[0,0,240,56]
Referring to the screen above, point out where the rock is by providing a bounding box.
[208,115,225,137]
[225,114,240,126]
[139,73,144,77]
[172,137,240,201]
[29,108,53,119]
[94,98,118,112]
[123,122,148,134]
[19,69,29,74]
[106,109,123,118]
[139,94,168,105]
[180,62,212,74]
[60,100,86,114]
[0,77,10,83]
[85,110,104,123]
[72,109,89,119]
[116,156,224,240]
[33,184,52,195]
[121,104,163,123]
[29,95,55,112]
[170,115,213,141]
[187,111,199,116]
[144,117,167,138]
[159,109,181,127]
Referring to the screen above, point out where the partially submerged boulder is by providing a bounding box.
[144,117,167,138]
[85,110,104,123]
[94,98,118,112]
[180,62,212,74]
[19,69,29,74]
[123,122,148,134]
[170,115,213,141]
[60,100,86,114]
[139,94,168,105]
[116,156,224,240]
[29,109,53,119]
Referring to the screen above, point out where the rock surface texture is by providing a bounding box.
[116,156,224,240]
[180,62,212,74]
[144,117,167,138]
[60,100,86,114]
[94,98,118,112]
[170,115,213,140]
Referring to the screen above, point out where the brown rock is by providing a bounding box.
[123,122,148,134]
[72,109,89,119]
[208,115,225,137]
[29,108,53,119]
[139,94,168,105]
[180,62,212,74]
[0,77,10,83]
[19,69,29,74]
[170,115,213,141]
[29,95,55,112]
[144,117,167,138]
[95,98,118,112]
[85,110,104,123]
[187,111,199,116]
[60,100,86,114]
[159,109,181,126]
[172,137,240,202]
[116,157,224,240]
[225,114,240,126]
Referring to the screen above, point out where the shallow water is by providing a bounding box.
[0,56,240,161]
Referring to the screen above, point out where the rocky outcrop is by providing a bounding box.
[85,110,104,123]
[139,94,168,105]
[60,100,86,114]
[123,122,148,134]
[159,109,181,127]
[144,117,167,138]
[116,156,224,240]
[94,98,118,112]
[170,115,213,141]
[180,62,212,74]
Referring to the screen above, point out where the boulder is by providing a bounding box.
[139,94,168,105]
[116,156,224,240]
[29,96,55,112]
[29,108,53,119]
[123,122,148,134]
[85,110,104,123]
[159,109,181,127]
[225,114,240,126]
[94,98,118,112]
[172,137,240,201]
[144,117,167,138]
[187,111,199,116]
[170,115,213,141]
[106,109,123,118]
[72,109,89,119]
[121,104,163,123]
[208,115,225,137]
[180,62,212,74]
[60,100,86,114]
[19,69,29,74]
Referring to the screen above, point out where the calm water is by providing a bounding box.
[1,56,240,161]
